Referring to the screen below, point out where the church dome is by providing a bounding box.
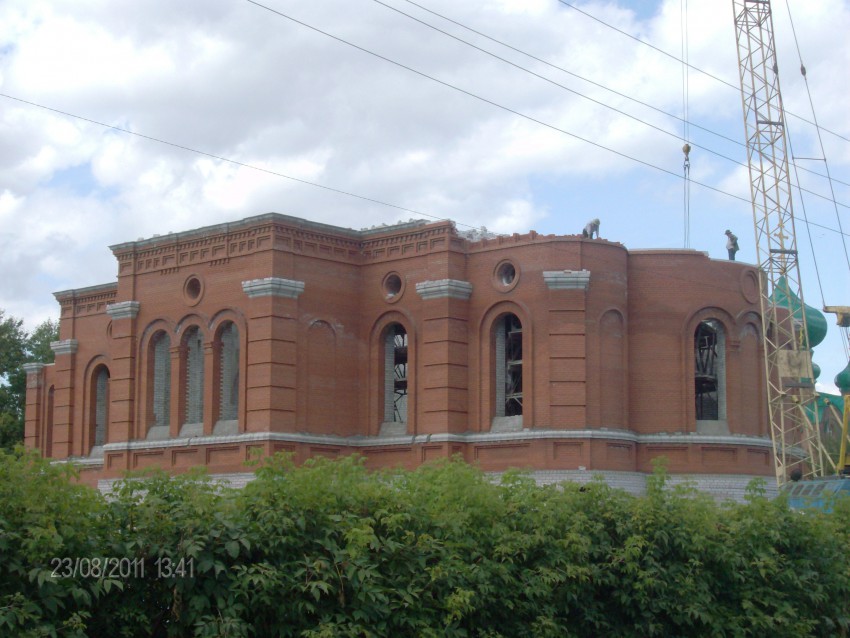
[836,359,850,395]
[770,277,828,348]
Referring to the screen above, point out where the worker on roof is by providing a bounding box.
[725,229,739,261]
[583,218,600,239]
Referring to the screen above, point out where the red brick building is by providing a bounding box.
[23,213,772,497]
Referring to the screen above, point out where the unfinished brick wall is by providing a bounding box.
[23,213,771,487]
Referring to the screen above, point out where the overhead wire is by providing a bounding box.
[243,0,850,212]
[3,89,849,244]
[3,4,849,241]
[782,0,850,361]
[0,93,475,231]
[557,0,850,144]
[378,0,850,190]
[394,0,739,146]
[783,0,850,274]
[396,0,848,192]
[371,0,746,174]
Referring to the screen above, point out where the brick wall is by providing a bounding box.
[25,213,773,489]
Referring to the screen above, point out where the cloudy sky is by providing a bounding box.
[1,0,848,390]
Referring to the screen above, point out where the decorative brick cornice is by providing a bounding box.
[242,277,305,299]
[543,269,591,290]
[22,362,45,375]
[106,300,140,320]
[415,279,473,300]
[50,339,79,356]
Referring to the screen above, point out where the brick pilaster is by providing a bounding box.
[543,271,590,429]
[105,302,140,444]
[415,280,472,434]
[49,339,78,457]
[242,278,304,432]
[22,363,45,451]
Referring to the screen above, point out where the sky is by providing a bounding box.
[0,0,848,391]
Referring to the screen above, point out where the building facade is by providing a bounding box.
[24,213,772,497]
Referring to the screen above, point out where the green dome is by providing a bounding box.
[812,360,821,380]
[836,360,850,395]
[770,276,828,347]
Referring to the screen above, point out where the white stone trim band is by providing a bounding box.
[415,279,473,300]
[97,428,774,453]
[242,277,305,299]
[106,300,140,319]
[22,362,46,375]
[543,270,591,290]
[50,339,79,356]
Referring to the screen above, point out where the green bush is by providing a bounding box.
[1,449,848,637]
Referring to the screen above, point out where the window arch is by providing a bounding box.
[695,320,726,422]
[383,323,408,425]
[183,326,204,428]
[495,313,523,419]
[148,331,171,433]
[217,322,239,423]
[90,365,110,454]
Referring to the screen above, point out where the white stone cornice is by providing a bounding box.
[22,362,45,375]
[543,269,591,290]
[98,429,776,453]
[50,339,79,356]
[415,279,473,300]
[242,277,305,299]
[106,300,140,320]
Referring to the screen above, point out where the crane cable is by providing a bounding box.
[783,0,850,360]
[681,0,691,249]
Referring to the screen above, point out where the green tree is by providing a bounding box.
[0,311,58,450]
[2,452,850,637]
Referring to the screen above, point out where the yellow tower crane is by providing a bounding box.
[732,0,838,485]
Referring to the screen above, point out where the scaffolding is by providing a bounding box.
[392,325,408,422]
[695,321,720,420]
[504,314,523,417]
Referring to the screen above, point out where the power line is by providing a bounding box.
[380,0,849,190]
[0,92,473,231]
[242,0,850,212]
[556,0,850,145]
[371,0,746,183]
[783,0,850,275]
[6,89,849,240]
[394,0,740,146]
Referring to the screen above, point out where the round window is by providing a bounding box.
[493,260,520,292]
[382,272,404,302]
[183,275,204,306]
[498,263,516,286]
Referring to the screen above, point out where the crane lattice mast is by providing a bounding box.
[732,0,833,485]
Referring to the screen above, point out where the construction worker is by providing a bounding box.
[725,229,739,260]
[583,218,600,239]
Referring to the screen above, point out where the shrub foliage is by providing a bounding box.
[1,449,849,637]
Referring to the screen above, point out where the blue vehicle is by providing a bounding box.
[782,476,850,512]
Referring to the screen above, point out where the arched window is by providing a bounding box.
[495,313,523,419]
[149,331,171,432]
[90,365,110,454]
[695,320,726,422]
[184,326,204,427]
[383,324,408,425]
[218,322,239,423]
